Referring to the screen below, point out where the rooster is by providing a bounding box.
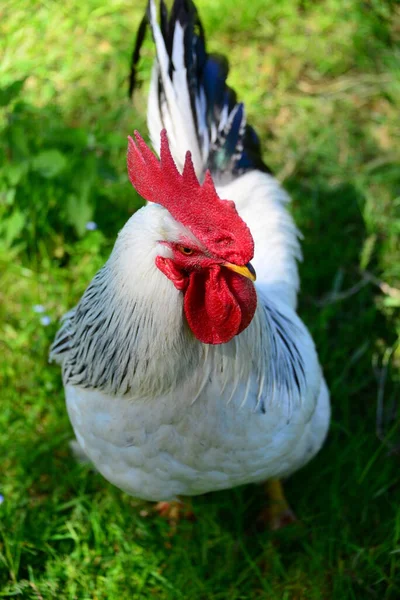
[50,0,330,528]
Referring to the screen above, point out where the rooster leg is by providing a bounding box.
[154,499,195,530]
[259,479,297,530]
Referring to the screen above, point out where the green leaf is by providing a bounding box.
[66,194,94,238]
[6,162,29,187]
[360,234,377,271]
[3,188,16,206]
[31,150,67,178]
[383,296,400,308]
[45,126,88,149]
[0,209,26,248]
[8,123,30,161]
[0,78,27,107]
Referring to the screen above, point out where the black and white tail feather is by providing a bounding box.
[130,0,270,183]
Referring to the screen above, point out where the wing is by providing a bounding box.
[49,308,76,366]
[49,265,136,395]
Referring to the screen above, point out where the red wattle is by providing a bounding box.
[183,266,257,344]
[156,257,188,291]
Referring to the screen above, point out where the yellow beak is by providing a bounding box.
[222,261,256,282]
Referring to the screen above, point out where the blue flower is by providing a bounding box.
[86,221,98,231]
[33,304,45,314]
[40,316,51,326]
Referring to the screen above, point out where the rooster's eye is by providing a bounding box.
[179,246,194,256]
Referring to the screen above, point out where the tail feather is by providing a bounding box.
[130,0,270,181]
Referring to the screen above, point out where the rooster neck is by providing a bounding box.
[56,205,310,407]
[59,205,202,398]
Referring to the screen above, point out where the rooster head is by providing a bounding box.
[127,130,257,345]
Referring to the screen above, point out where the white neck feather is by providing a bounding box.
[60,203,310,412]
[103,204,201,397]
[111,204,259,399]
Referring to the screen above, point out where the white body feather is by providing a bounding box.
[52,1,330,501]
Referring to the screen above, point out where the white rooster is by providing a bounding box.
[50,0,330,528]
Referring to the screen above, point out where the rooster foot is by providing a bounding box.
[258,479,297,531]
[154,500,195,532]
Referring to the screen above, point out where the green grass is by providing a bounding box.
[1,0,400,597]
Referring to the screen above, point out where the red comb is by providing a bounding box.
[127,130,254,265]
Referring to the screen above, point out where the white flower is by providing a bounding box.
[33,304,45,313]
[40,316,51,326]
[86,221,98,231]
